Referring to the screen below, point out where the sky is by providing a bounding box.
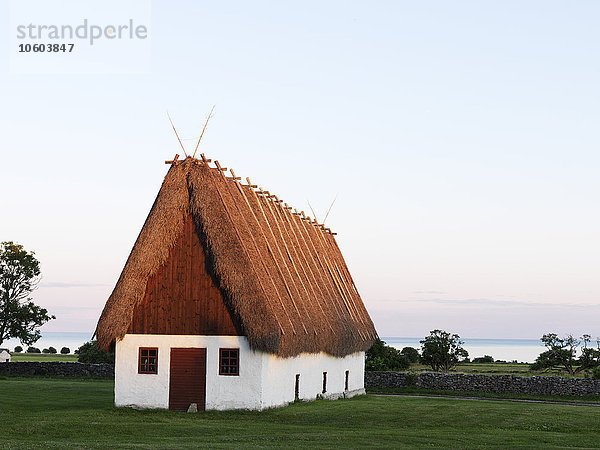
[0,1,599,340]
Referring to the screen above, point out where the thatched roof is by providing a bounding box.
[96,156,377,357]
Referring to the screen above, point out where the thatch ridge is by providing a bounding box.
[96,157,377,356]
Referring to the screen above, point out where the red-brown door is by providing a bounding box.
[169,348,206,411]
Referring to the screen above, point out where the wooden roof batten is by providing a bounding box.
[166,154,337,236]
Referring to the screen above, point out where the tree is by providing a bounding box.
[472,355,494,363]
[366,338,410,371]
[420,330,469,372]
[60,347,70,354]
[77,341,114,364]
[530,333,600,376]
[14,345,22,353]
[400,346,420,363]
[27,346,41,353]
[0,242,55,348]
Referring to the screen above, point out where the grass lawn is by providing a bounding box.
[1,377,600,448]
[11,353,78,362]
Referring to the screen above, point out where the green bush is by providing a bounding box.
[366,338,409,371]
[60,347,70,354]
[400,347,420,363]
[48,347,57,354]
[77,341,114,364]
[26,346,41,353]
[42,348,50,353]
[472,355,494,363]
[593,366,600,380]
[13,346,23,353]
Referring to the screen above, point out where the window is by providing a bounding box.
[345,370,349,391]
[295,374,300,400]
[138,347,158,374]
[219,348,239,375]
[322,372,327,394]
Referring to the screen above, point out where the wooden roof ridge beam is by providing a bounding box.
[165,154,180,165]
[270,194,286,209]
[258,187,271,197]
[228,169,241,181]
[213,160,228,178]
[200,153,212,164]
[300,211,313,223]
[294,208,333,234]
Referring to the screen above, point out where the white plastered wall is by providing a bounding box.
[259,351,365,409]
[115,334,365,411]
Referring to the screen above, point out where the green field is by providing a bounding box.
[1,377,600,448]
[10,353,78,362]
[408,362,531,376]
[404,362,591,378]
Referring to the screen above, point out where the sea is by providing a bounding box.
[2,332,545,363]
[382,337,545,363]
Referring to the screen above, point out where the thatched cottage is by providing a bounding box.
[95,155,376,411]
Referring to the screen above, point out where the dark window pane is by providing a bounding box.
[220,348,239,375]
[139,348,158,374]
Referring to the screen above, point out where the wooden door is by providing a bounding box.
[169,348,206,411]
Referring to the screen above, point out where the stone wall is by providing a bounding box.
[0,362,114,377]
[365,371,600,397]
